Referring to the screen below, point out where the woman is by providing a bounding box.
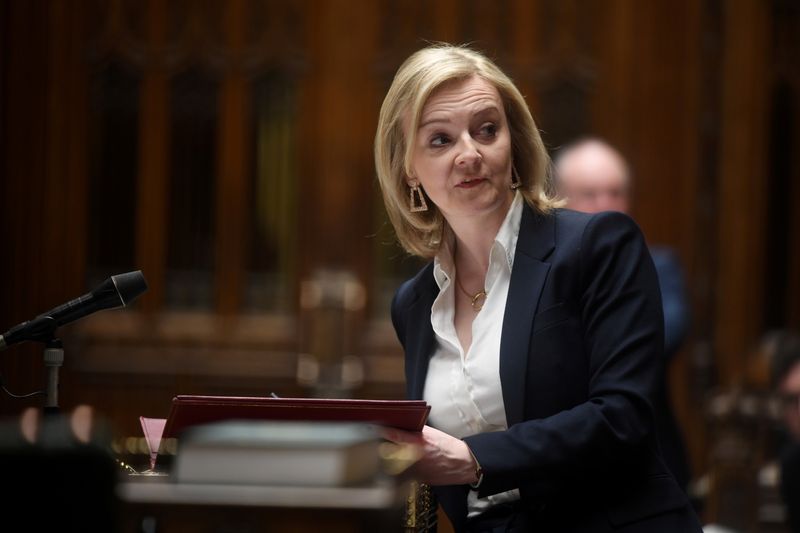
[376,44,702,532]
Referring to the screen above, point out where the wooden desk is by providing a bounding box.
[118,476,412,533]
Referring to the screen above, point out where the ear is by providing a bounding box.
[406,163,418,184]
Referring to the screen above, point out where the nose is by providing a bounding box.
[455,137,482,168]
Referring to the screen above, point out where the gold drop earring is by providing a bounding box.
[510,165,522,190]
[409,180,428,212]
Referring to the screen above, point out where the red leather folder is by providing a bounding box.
[162,395,430,439]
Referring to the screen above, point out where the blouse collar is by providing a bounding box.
[433,192,523,289]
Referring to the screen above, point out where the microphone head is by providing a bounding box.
[0,271,150,350]
[110,271,148,306]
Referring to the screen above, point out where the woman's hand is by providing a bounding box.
[382,425,479,486]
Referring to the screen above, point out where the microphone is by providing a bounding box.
[0,270,148,351]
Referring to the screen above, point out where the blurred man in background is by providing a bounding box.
[554,137,692,492]
[769,331,800,532]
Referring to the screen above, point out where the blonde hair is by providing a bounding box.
[375,43,559,258]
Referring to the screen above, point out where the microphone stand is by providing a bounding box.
[6,316,64,413]
[42,338,63,414]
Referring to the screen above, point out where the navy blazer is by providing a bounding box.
[391,206,702,532]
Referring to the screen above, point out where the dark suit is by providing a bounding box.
[649,246,692,492]
[391,206,702,532]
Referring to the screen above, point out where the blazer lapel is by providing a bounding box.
[500,206,556,425]
[404,269,438,400]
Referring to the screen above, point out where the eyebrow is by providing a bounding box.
[418,104,501,130]
[418,117,451,129]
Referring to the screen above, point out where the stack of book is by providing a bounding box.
[138,395,430,486]
[173,420,381,487]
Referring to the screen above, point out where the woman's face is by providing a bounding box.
[408,75,514,224]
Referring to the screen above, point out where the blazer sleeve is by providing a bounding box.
[463,211,665,499]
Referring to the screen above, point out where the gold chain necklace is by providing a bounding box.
[455,276,487,312]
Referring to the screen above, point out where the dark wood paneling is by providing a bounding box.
[790,90,800,330]
[300,0,379,272]
[509,0,542,115]
[135,0,169,313]
[1,0,71,416]
[215,0,249,315]
[714,0,772,385]
[591,0,635,151]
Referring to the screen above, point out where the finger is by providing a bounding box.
[381,427,420,444]
[421,425,439,438]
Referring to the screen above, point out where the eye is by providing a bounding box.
[477,122,498,139]
[430,134,451,147]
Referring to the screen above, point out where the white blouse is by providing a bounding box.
[423,192,523,518]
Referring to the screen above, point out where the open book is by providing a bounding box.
[140,395,430,468]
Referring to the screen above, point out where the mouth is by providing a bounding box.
[457,177,486,188]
